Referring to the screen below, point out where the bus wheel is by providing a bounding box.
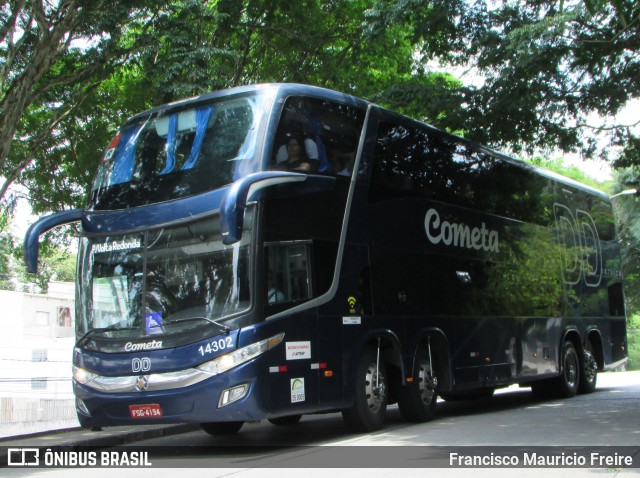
[558,341,580,398]
[578,342,598,394]
[201,421,244,436]
[268,415,302,426]
[342,348,387,432]
[398,348,437,422]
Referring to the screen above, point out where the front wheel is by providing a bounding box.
[342,347,388,432]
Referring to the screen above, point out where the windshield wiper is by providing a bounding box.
[161,317,231,334]
[76,323,139,346]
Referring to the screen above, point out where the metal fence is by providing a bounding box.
[0,396,79,438]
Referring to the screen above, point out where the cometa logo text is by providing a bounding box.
[124,340,163,352]
[424,208,499,253]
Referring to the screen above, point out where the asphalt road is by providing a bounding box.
[3,371,640,477]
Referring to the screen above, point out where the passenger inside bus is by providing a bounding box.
[273,133,318,172]
[267,271,285,304]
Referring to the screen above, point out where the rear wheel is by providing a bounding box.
[557,341,580,398]
[398,346,437,422]
[531,341,580,399]
[201,421,244,436]
[342,347,388,432]
[578,341,598,394]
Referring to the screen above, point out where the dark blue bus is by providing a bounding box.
[24,84,627,434]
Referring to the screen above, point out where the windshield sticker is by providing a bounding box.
[94,238,142,254]
[145,312,163,335]
[290,378,305,403]
[286,341,311,360]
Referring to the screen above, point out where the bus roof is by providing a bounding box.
[126,83,610,202]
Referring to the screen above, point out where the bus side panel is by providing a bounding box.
[262,311,321,418]
[451,316,518,389]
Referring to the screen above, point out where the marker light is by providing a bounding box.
[219,383,249,408]
[76,397,91,416]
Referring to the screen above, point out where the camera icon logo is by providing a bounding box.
[7,448,40,466]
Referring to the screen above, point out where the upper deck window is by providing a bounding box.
[370,120,554,225]
[270,96,365,176]
[89,92,272,210]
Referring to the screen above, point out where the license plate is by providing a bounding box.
[129,404,163,419]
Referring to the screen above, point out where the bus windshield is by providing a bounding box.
[76,211,253,350]
[89,92,271,210]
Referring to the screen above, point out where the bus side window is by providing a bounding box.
[271,96,365,176]
[266,242,313,305]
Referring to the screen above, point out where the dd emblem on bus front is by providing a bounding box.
[135,376,149,392]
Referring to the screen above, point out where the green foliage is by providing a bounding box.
[611,167,640,315]
[373,0,640,171]
[525,156,615,192]
[627,313,640,371]
[0,206,16,290]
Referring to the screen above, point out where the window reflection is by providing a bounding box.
[370,121,553,226]
[368,118,618,319]
[90,94,268,210]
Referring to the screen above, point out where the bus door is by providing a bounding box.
[264,241,320,414]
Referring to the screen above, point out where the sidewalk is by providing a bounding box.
[0,423,199,449]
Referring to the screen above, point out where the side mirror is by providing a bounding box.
[220,172,336,245]
[23,209,84,273]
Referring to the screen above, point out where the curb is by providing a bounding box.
[0,423,200,449]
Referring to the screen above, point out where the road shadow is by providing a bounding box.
[187,386,569,448]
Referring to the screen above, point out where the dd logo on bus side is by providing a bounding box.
[132,357,151,373]
[553,203,602,288]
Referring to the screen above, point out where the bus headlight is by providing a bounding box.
[197,332,284,376]
[73,366,98,385]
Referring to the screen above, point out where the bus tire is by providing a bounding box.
[557,341,580,398]
[578,341,598,394]
[397,347,437,422]
[201,421,244,436]
[342,347,387,432]
[268,415,302,426]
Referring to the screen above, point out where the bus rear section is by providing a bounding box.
[330,106,627,431]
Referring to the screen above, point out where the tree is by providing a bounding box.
[368,0,640,177]
[0,0,174,207]
[4,0,463,219]
[0,209,16,290]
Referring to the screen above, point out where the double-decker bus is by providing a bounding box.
[24,83,627,434]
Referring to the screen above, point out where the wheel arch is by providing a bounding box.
[345,328,405,402]
[585,328,605,371]
[561,328,582,352]
[561,327,604,372]
[409,328,453,394]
